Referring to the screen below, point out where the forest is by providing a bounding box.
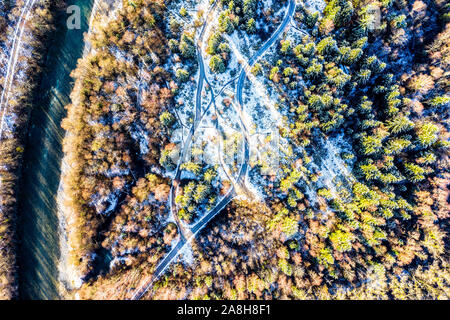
[60,0,178,282]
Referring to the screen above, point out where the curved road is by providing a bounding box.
[130,0,296,300]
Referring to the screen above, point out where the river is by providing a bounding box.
[17,0,94,300]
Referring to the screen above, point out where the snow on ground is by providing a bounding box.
[130,125,150,156]
[191,126,220,163]
[199,1,287,91]
[236,175,265,202]
[165,0,314,201]
[196,0,213,16]
[163,0,297,194]
[173,84,196,126]
[304,133,355,205]
[165,0,243,186]
[0,2,39,138]
[165,204,177,224]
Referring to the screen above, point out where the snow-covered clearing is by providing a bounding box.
[58,0,124,293]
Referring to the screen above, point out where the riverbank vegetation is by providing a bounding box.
[0,0,62,300]
[59,0,449,300]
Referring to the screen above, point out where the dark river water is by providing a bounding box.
[17,0,94,300]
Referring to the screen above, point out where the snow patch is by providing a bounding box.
[179,242,194,266]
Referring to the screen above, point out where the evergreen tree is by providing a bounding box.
[179,33,195,58]
[210,55,226,73]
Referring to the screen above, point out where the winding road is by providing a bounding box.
[130,0,296,300]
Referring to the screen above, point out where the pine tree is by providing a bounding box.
[357,69,372,84]
[210,55,226,73]
[329,229,353,252]
[246,18,256,33]
[305,59,323,79]
[219,10,235,34]
[360,134,382,155]
[384,138,411,155]
[427,95,450,108]
[280,40,291,55]
[359,160,381,180]
[304,10,319,28]
[160,112,175,127]
[404,162,426,182]
[207,32,223,55]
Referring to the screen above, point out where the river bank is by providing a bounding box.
[16,0,94,300]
